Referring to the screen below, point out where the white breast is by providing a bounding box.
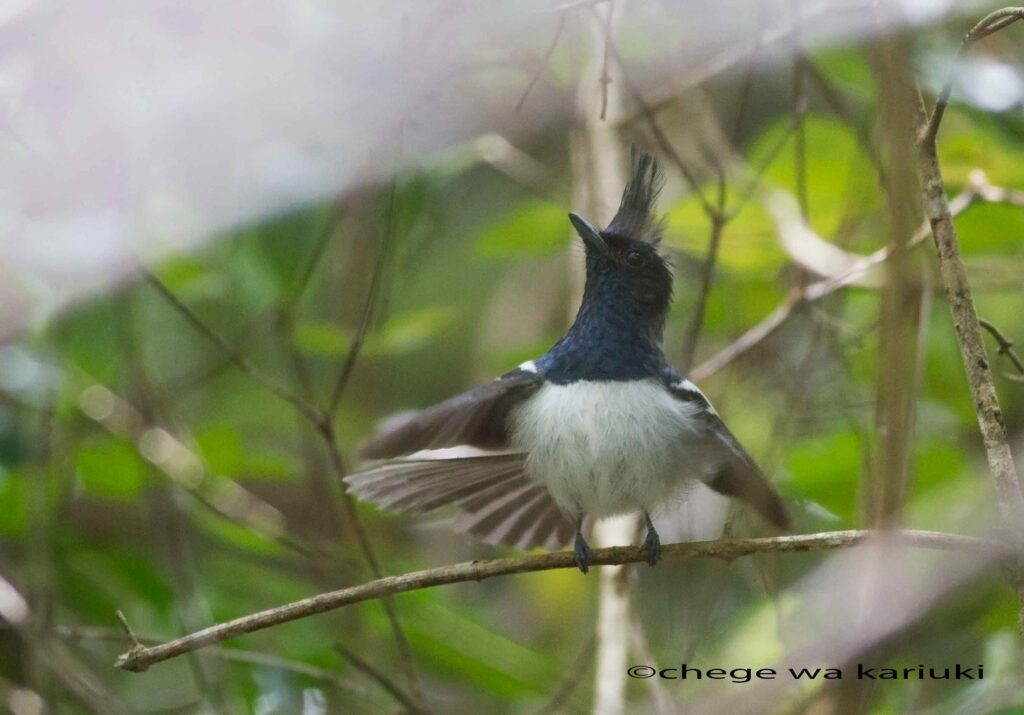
[509,379,709,518]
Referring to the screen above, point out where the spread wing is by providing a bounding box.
[346,453,575,549]
[347,367,575,549]
[665,369,791,530]
[360,368,543,459]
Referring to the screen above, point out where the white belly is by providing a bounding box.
[509,379,708,518]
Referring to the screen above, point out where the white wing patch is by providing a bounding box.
[671,378,718,416]
[518,360,538,374]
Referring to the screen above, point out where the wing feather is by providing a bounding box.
[345,453,574,549]
[664,368,791,530]
[360,368,543,459]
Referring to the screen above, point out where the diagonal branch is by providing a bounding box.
[916,6,1024,626]
[516,13,567,111]
[142,250,422,699]
[917,8,1024,520]
[144,271,326,428]
[115,529,1009,673]
[689,173,1018,383]
[328,179,398,416]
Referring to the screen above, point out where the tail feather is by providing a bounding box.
[705,459,791,530]
[345,453,575,550]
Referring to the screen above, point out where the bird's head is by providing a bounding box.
[568,149,672,319]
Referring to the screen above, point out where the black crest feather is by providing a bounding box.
[604,147,664,245]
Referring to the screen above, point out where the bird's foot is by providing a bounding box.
[642,523,661,567]
[574,532,593,574]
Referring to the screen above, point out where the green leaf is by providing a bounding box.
[786,429,862,522]
[293,321,350,358]
[476,200,567,257]
[75,437,147,499]
[154,255,223,300]
[195,424,244,476]
[0,466,26,536]
[366,307,457,357]
[191,507,289,557]
[745,114,880,241]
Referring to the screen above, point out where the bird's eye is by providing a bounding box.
[625,250,646,267]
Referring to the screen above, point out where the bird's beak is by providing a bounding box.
[568,213,606,253]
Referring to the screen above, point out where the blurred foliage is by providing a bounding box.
[3,8,1024,715]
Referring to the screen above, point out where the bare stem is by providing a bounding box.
[336,642,425,714]
[115,529,1007,673]
[916,6,1024,626]
[979,319,1024,377]
[921,7,1024,146]
[515,13,567,111]
[328,178,399,415]
[144,272,325,427]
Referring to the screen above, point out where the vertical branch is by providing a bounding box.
[914,7,1024,621]
[867,31,924,526]
[680,209,726,373]
[574,7,635,715]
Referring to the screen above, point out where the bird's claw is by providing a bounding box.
[574,532,593,574]
[642,526,661,567]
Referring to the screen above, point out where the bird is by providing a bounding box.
[345,148,790,573]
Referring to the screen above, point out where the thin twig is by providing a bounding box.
[681,208,727,372]
[144,272,325,427]
[72,378,314,558]
[0,574,125,713]
[602,34,717,218]
[728,11,765,149]
[328,178,399,416]
[921,7,1024,146]
[597,2,614,120]
[115,529,1009,672]
[55,625,370,699]
[979,319,1024,377]
[142,251,422,698]
[690,296,799,382]
[516,13,567,111]
[314,174,423,699]
[689,175,1012,382]
[801,56,885,181]
[283,199,343,314]
[532,632,595,715]
[726,118,798,220]
[319,421,422,700]
[336,643,424,714]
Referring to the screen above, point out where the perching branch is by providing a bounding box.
[115,529,1008,673]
